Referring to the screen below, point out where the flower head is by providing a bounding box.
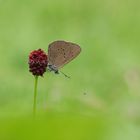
[28,49,48,76]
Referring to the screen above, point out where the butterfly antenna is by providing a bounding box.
[60,71,71,79]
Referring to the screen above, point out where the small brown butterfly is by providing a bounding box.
[47,40,81,76]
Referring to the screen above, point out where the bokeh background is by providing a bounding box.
[0,0,140,139]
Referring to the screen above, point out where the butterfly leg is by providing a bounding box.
[54,70,59,74]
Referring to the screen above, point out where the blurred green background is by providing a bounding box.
[0,0,140,139]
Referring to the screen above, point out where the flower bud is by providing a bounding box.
[28,49,48,76]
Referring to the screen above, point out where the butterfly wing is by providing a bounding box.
[48,40,81,69]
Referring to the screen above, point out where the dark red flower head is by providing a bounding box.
[28,49,48,76]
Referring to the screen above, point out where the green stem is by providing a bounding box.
[33,76,38,117]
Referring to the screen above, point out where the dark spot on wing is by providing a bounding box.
[64,52,66,58]
[71,52,74,57]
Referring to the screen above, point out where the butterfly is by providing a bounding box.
[47,40,81,76]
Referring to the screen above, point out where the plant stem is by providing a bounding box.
[33,76,38,117]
